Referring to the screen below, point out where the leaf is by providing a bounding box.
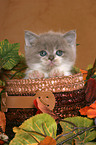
[0,80,5,93]
[0,39,20,70]
[34,91,58,121]
[9,113,57,145]
[71,66,81,74]
[79,106,91,116]
[10,71,25,79]
[86,64,93,70]
[8,53,27,79]
[80,69,88,81]
[0,140,5,145]
[0,51,27,80]
[79,101,96,118]
[86,59,96,81]
[0,111,6,132]
[39,136,56,145]
[0,80,5,87]
[76,44,80,46]
[0,133,9,144]
[74,139,96,145]
[87,109,96,118]
[57,117,96,144]
[84,142,96,145]
[36,97,58,121]
[90,101,96,109]
[85,78,96,102]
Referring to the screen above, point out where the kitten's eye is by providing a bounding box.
[40,50,47,57]
[56,50,63,56]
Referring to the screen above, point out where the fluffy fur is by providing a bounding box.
[24,30,76,79]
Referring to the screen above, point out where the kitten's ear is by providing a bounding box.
[25,30,38,47]
[63,30,76,46]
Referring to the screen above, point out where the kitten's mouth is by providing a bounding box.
[48,61,56,67]
[49,62,54,67]
[43,60,57,70]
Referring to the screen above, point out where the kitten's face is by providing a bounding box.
[25,30,76,72]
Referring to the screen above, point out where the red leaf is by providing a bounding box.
[33,99,42,114]
[0,140,5,145]
[85,78,96,102]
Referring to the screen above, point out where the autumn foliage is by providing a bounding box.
[79,101,96,118]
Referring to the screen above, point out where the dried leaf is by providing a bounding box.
[87,109,96,118]
[85,78,96,102]
[79,106,91,116]
[39,136,56,145]
[90,101,96,109]
[0,133,8,144]
[80,69,88,81]
[79,101,96,119]
[0,87,3,93]
[0,111,6,132]
[36,97,58,120]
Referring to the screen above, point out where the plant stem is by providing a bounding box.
[60,119,77,127]
[57,125,96,145]
[22,128,47,138]
[56,127,78,141]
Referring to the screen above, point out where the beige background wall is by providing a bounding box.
[0,0,96,69]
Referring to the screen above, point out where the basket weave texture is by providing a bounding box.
[5,73,87,139]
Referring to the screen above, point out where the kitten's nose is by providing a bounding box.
[48,55,54,61]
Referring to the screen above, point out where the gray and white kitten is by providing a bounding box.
[24,30,76,79]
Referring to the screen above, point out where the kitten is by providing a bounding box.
[24,30,76,79]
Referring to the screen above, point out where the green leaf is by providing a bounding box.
[71,66,81,74]
[86,64,93,70]
[86,59,96,81]
[0,80,5,86]
[0,39,20,70]
[10,72,25,79]
[84,142,96,145]
[8,53,27,79]
[74,139,96,145]
[9,113,57,145]
[76,44,80,46]
[57,117,96,145]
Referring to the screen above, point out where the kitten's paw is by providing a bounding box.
[28,70,44,79]
[49,69,64,77]
[64,72,72,76]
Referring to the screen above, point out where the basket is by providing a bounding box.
[1,73,87,139]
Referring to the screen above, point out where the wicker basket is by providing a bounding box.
[1,73,87,139]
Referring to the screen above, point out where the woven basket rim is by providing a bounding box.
[5,73,84,95]
[6,73,83,83]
